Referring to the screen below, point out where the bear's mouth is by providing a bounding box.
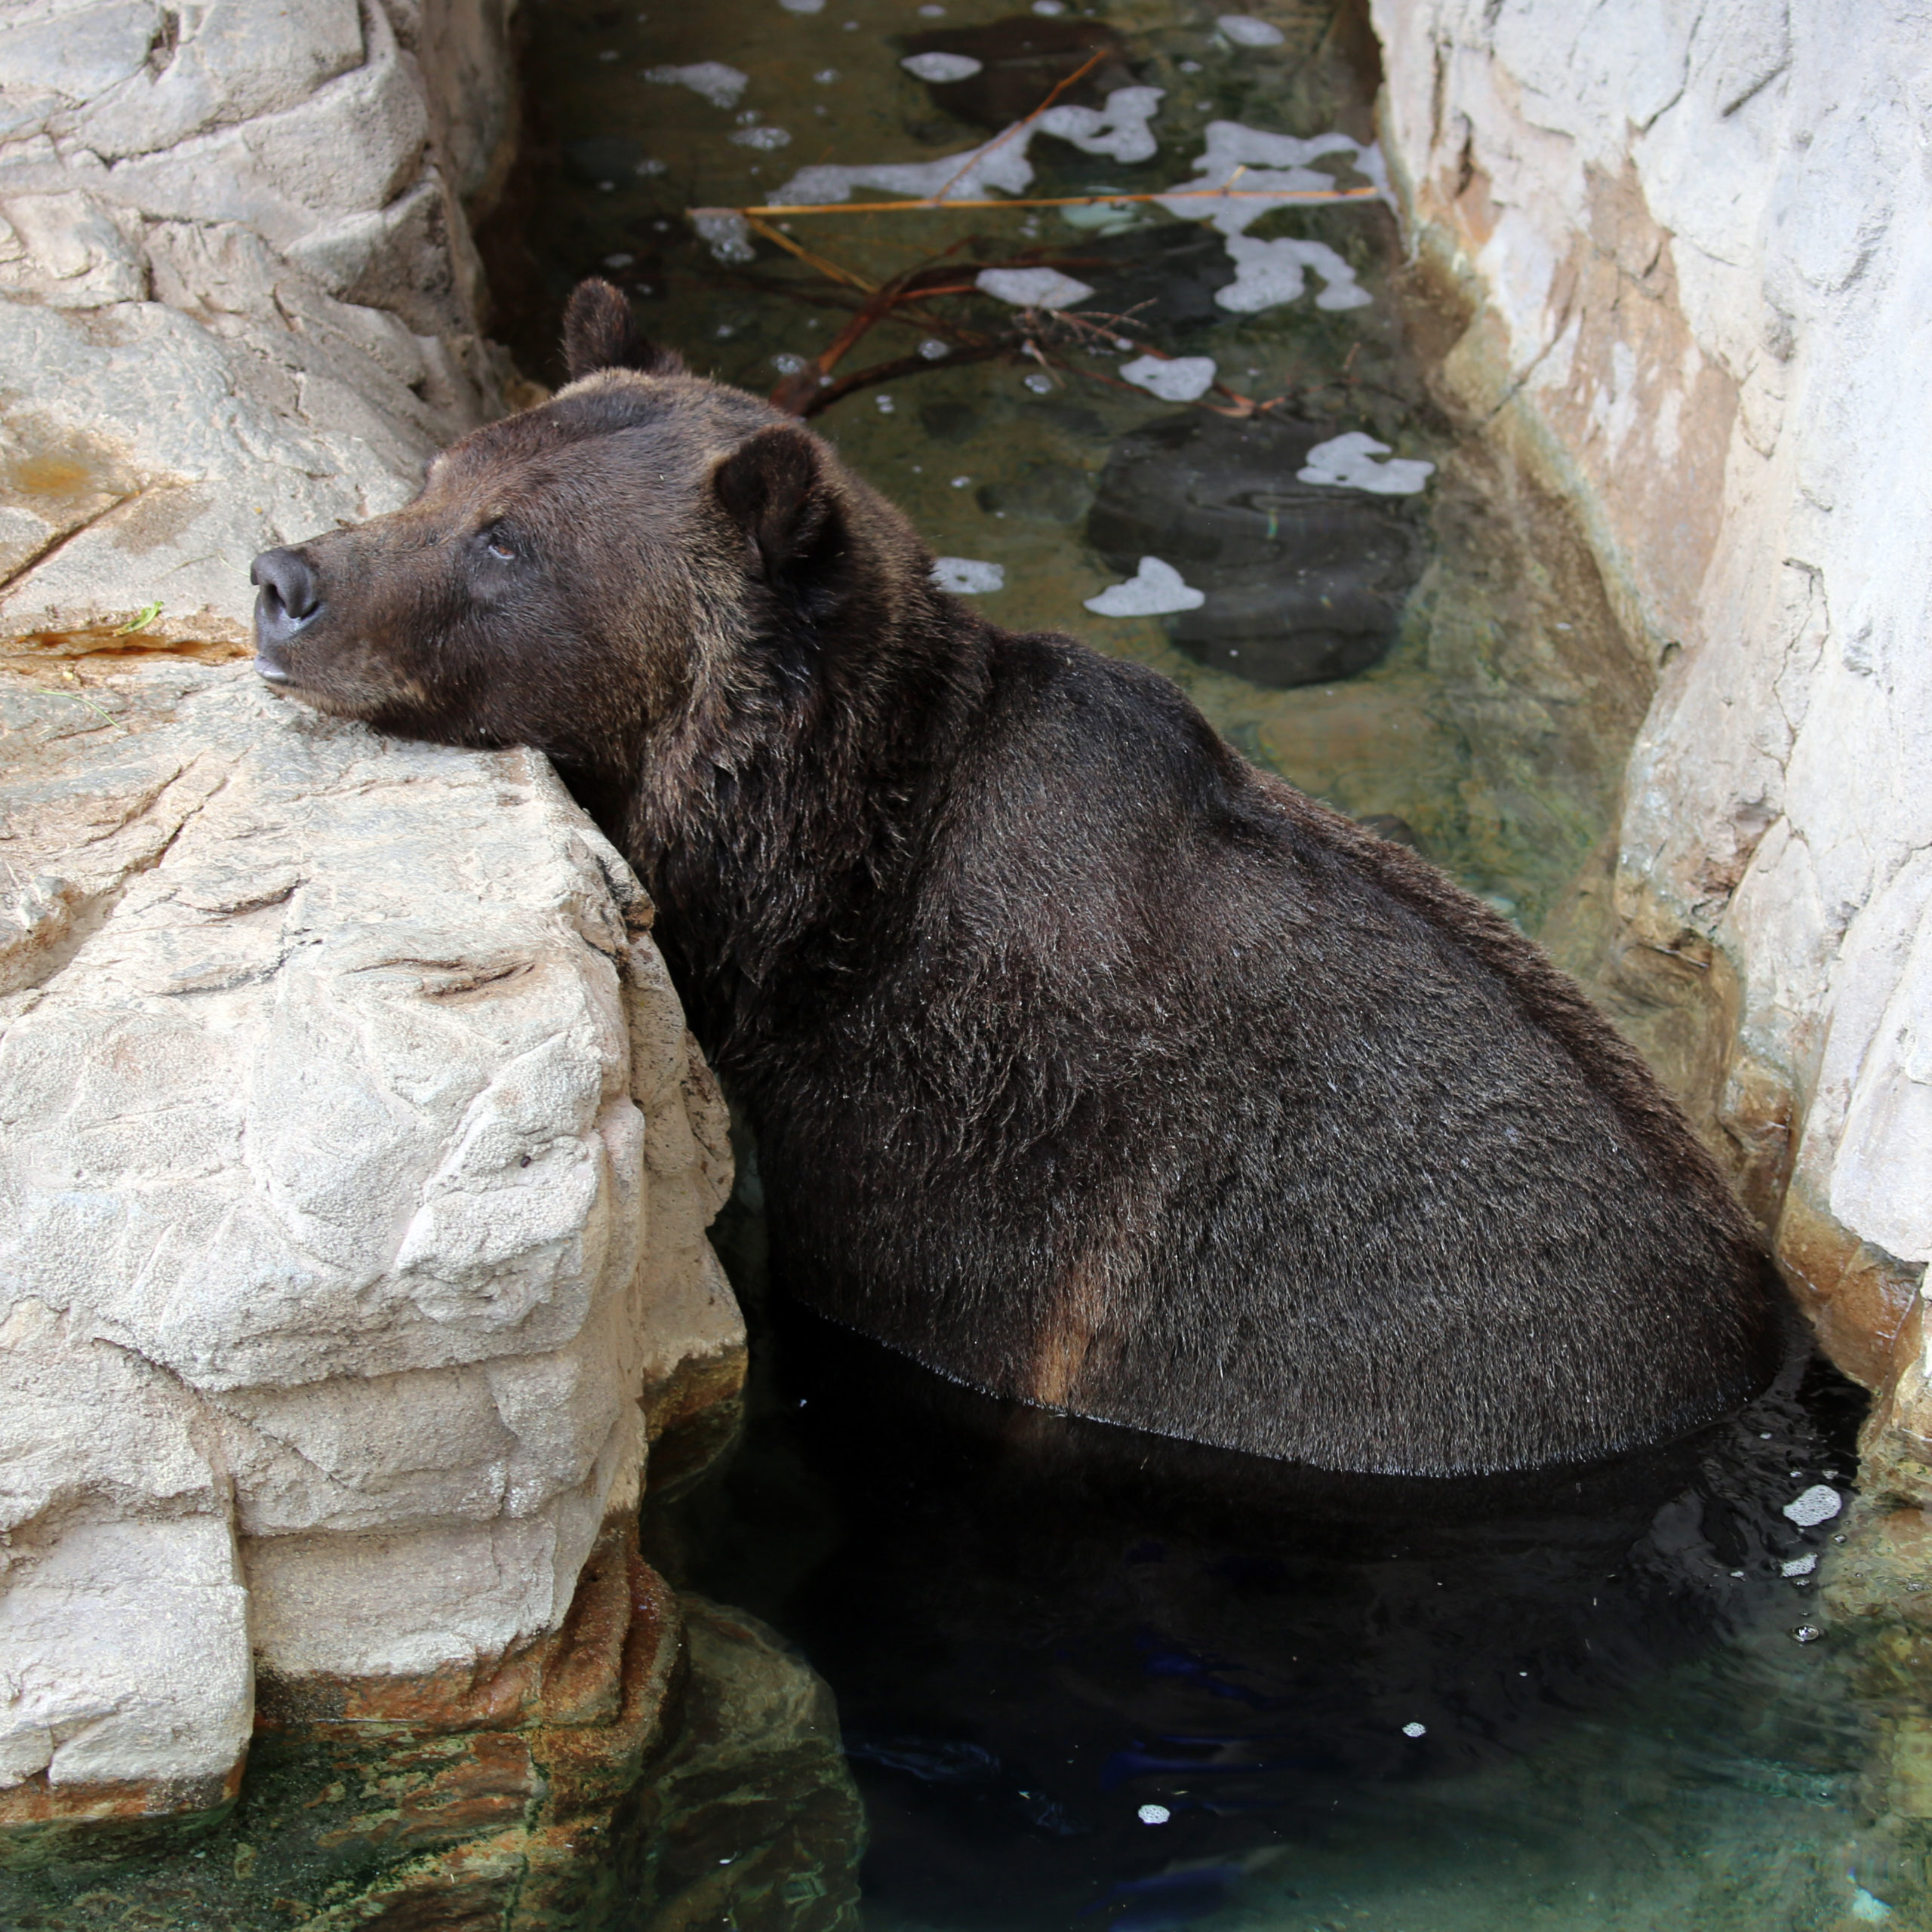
[254,647,294,688]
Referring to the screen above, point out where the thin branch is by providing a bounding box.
[799,343,1008,417]
[741,214,878,292]
[693,184,1381,220]
[930,48,1109,203]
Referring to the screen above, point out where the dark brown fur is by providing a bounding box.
[249,280,1783,1475]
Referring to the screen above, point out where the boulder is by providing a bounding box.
[1086,410,1426,685]
[0,0,508,660]
[0,660,742,1815]
[0,0,747,1878]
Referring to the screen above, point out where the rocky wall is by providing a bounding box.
[0,0,515,657]
[1371,0,1931,1494]
[0,0,755,1872]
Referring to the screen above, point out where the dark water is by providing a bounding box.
[490,2,1909,1926]
[642,1198,1879,1931]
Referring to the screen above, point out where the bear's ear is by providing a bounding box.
[562,278,686,381]
[712,424,849,599]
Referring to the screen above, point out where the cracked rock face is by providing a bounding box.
[1374,0,1930,1455]
[0,664,741,1790]
[0,0,512,658]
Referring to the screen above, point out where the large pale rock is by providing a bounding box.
[1373,0,1930,1454]
[0,663,740,1784]
[0,0,509,654]
[0,1300,251,1796]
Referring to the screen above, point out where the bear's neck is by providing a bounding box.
[611,597,995,1078]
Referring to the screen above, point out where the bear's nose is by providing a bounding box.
[251,546,322,652]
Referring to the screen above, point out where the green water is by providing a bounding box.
[485,0,1648,934]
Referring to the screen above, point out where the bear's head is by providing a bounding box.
[250,280,935,782]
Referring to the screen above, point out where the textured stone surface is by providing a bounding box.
[0,663,740,1805]
[0,1300,251,1801]
[0,0,749,1834]
[0,0,509,656]
[1374,0,1930,1467]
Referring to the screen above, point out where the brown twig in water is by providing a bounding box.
[798,343,1009,417]
[694,183,1380,220]
[741,215,878,292]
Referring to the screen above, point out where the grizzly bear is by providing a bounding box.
[250,279,1783,1476]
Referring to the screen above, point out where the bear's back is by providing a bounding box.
[756,630,1780,1475]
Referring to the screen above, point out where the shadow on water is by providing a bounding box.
[646,1194,1873,1931]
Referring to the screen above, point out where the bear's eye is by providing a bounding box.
[480,528,517,561]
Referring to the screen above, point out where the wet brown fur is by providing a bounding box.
[251,280,1783,1476]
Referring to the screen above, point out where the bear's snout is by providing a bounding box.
[251,546,323,682]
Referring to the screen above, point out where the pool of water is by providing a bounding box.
[485,0,1651,934]
[653,1207,1880,1932]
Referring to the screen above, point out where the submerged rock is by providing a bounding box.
[1069,222,1241,337]
[976,463,1094,523]
[1085,411,1427,685]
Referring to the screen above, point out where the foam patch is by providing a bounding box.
[643,62,748,109]
[773,89,1164,206]
[977,266,1095,309]
[1119,354,1218,401]
[1297,432,1435,494]
[1158,122,1389,314]
[932,557,1006,594]
[902,52,983,82]
[1084,557,1206,616]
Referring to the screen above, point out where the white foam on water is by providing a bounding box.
[1035,85,1165,165]
[1119,353,1217,401]
[644,60,748,108]
[772,89,1162,207]
[1851,1888,1895,1923]
[1783,1484,1842,1527]
[1298,430,1435,494]
[730,125,792,149]
[1782,1552,1819,1577]
[1217,14,1285,45]
[1137,1802,1171,1823]
[1401,1721,1427,1738]
[932,557,1005,594]
[902,51,983,82]
[977,266,1094,308]
[780,0,825,11]
[1084,557,1205,616]
[1155,122,1387,313]
[693,210,755,263]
